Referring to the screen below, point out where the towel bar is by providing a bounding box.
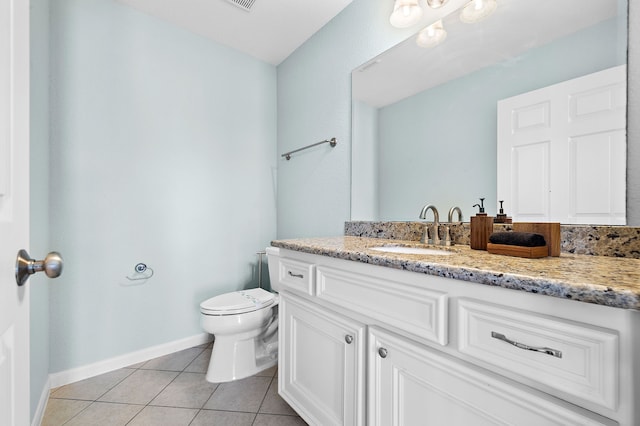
[281,137,337,160]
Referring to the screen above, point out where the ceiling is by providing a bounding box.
[116,0,353,65]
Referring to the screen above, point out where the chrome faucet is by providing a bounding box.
[419,204,440,245]
[444,207,463,246]
[448,206,463,223]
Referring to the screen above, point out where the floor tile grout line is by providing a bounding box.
[55,368,140,426]
[252,374,277,424]
[182,345,209,373]
[54,399,148,407]
[56,350,195,425]
[196,407,272,415]
[186,408,202,426]
[122,347,207,425]
[58,400,92,426]
[49,366,137,402]
[124,359,193,424]
[93,367,138,403]
[44,342,307,425]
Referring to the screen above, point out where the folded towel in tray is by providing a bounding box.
[489,232,546,247]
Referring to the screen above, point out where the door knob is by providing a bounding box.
[15,249,64,286]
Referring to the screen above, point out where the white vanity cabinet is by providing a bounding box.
[267,247,638,426]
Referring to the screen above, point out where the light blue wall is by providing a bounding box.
[277,0,640,234]
[351,100,378,220]
[48,0,277,373]
[276,0,414,238]
[30,0,51,418]
[377,18,626,220]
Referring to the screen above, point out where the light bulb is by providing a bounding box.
[390,0,423,28]
[416,20,447,48]
[460,0,497,23]
[426,0,448,8]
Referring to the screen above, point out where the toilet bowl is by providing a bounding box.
[200,287,278,383]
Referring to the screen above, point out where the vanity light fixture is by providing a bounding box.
[460,0,497,23]
[416,20,447,48]
[390,0,423,28]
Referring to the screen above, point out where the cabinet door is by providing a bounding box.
[368,327,611,426]
[279,293,365,426]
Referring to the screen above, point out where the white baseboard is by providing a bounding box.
[32,376,51,426]
[49,333,212,389]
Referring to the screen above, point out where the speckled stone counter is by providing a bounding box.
[270,236,640,311]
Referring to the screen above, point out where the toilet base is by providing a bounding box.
[206,331,278,383]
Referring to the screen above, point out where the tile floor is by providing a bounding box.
[41,342,307,426]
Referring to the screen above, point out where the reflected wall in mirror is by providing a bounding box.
[351,0,628,224]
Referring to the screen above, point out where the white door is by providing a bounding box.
[1,1,31,425]
[497,65,626,224]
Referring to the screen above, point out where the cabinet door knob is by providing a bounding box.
[378,347,388,358]
[345,335,354,344]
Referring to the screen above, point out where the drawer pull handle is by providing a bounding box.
[287,271,304,279]
[345,335,354,344]
[491,332,562,358]
[378,347,388,358]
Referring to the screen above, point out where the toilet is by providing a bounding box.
[200,287,279,383]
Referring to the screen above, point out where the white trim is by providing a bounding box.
[31,376,50,426]
[49,333,212,388]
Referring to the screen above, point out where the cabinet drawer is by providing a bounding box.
[316,265,448,345]
[277,257,315,295]
[370,326,613,426]
[458,298,619,410]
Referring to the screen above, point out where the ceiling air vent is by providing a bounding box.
[224,0,256,12]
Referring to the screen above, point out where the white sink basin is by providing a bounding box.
[370,246,453,256]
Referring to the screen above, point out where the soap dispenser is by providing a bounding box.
[470,198,494,250]
[494,200,513,224]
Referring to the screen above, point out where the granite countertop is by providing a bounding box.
[270,236,640,311]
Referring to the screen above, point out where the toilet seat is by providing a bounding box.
[200,288,275,316]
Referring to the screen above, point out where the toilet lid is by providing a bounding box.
[200,288,275,315]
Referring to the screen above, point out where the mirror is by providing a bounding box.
[351,0,628,224]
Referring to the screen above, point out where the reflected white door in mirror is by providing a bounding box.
[497,65,626,225]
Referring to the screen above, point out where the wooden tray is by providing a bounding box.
[487,243,549,258]
[512,222,561,257]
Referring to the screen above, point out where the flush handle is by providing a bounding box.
[15,249,64,286]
